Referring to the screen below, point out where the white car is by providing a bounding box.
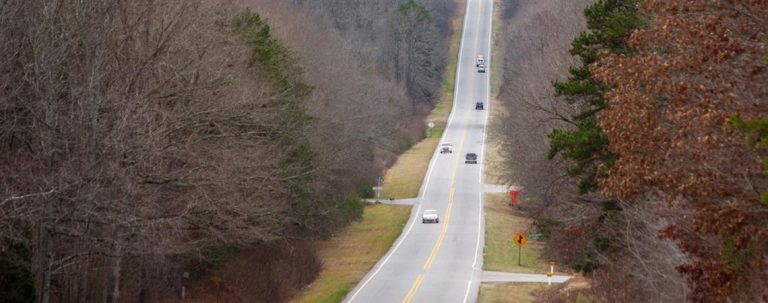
[478,64,486,73]
[476,55,485,67]
[439,143,453,153]
[422,209,439,223]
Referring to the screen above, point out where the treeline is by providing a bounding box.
[517,0,767,302]
[289,0,449,108]
[0,0,449,302]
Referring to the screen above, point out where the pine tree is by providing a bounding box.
[548,0,642,193]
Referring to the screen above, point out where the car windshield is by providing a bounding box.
[424,210,437,215]
[467,153,477,157]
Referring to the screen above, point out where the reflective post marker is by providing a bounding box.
[547,261,555,286]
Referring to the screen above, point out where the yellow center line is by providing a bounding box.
[424,189,454,270]
[402,132,465,303]
[401,0,485,302]
[402,273,425,303]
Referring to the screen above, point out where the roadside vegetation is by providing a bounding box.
[0,0,454,301]
[479,3,571,300]
[495,0,768,301]
[380,0,467,199]
[483,194,548,274]
[292,204,411,303]
[380,139,441,199]
[478,283,545,303]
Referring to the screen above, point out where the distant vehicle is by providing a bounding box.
[465,153,478,164]
[475,101,484,110]
[476,55,485,67]
[422,209,439,223]
[440,143,453,153]
[478,64,486,73]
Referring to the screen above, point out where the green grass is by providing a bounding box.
[478,283,545,303]
[483,193,548,273]
[426,127,445,139]
[292,204,411,303]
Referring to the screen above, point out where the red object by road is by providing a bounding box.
[508,188,521,205]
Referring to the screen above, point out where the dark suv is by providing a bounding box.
[475,102,484,110]
[465,153,478,164]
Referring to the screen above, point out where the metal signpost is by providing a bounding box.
[513,231,527,266]
[427,121,435,138]
[375,176,383,202]
[548,261,555,286]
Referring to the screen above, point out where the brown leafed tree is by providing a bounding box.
[0,0,325,301]
[593,1,768,301]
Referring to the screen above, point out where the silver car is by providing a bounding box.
[422,209,439,223]
[476,55,485,67]
[439,143,453,153]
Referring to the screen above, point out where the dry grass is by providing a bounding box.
[291,204,411,303]
[478,283,546,303]
[431,0,466,122]
[490,0,505,96]
[483,193,548,273]
[380,138,440,199]
[483,139,507,185]
[484,0,509,186]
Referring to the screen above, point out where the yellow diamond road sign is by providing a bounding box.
[514,232,527,247]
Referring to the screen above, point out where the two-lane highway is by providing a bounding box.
[345,0,493,302]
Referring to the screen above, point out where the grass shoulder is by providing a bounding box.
[489,0,505,96]
[380,0,466,199]
[291,204,411,303]
[478,283,545,303]
[483,193,548,273]
[380,138,440,199]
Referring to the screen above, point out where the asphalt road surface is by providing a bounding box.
[345,0,493,302]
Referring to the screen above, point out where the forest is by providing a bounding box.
[3,0,765,302]
[496,0,767,302]
[0,0,452,302]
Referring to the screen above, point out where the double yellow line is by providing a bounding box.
[402,131,465,303]
[402,0,486,301]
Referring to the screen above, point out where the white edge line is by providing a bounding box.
[462,280,473,303]
[345,0,474,301]
[472,192,483,269]
[479,0,493,186]
[345,203,421,303]
[467,1,493,302]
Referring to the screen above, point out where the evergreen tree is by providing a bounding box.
[549,0,643,193]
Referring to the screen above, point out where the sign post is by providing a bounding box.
[375,176,383,202]
[547,261,555,286]
[427,121,435,138]
[513,231,527,266]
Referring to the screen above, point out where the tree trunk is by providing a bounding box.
[40,253,52,303]
[110,237,123,303]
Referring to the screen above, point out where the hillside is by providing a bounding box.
[495,0,768,302]
[0,0,454,302]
